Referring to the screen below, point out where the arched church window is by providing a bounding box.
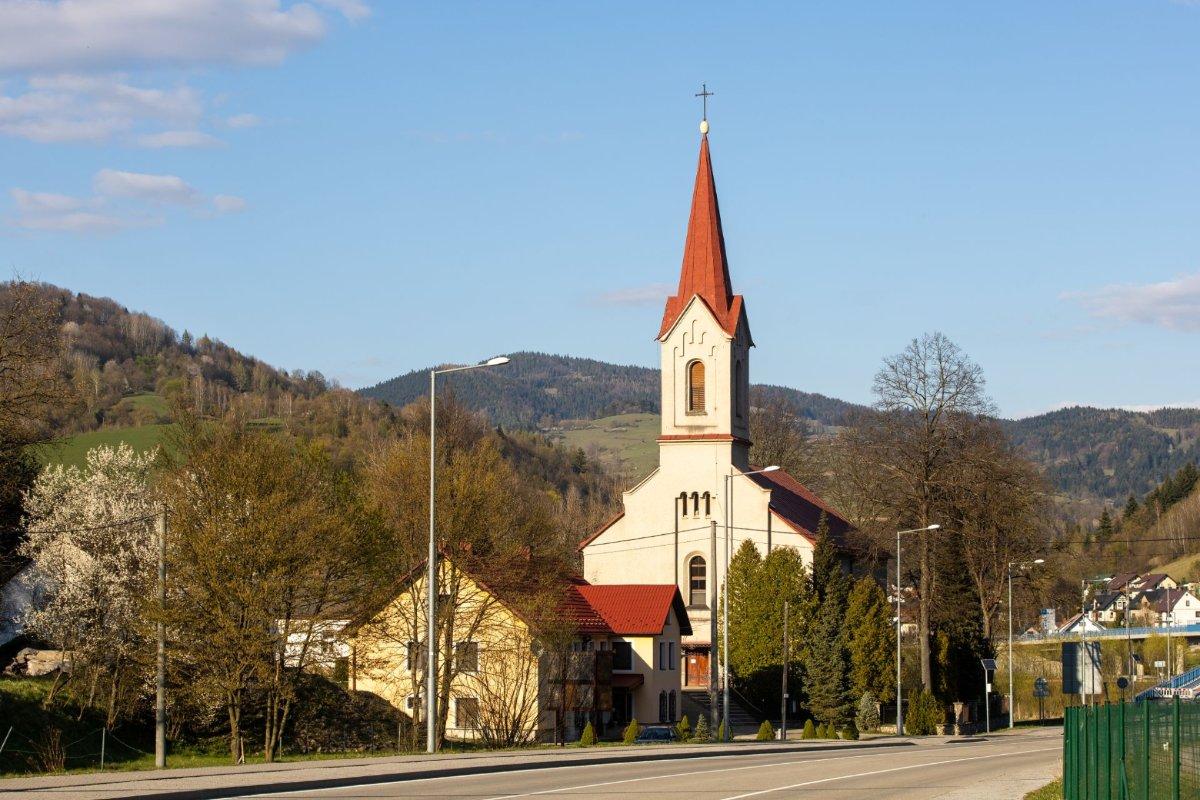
[689,556,707,607]
[687,360,706,413]
[678,491,689,517]
[703,492,711,517]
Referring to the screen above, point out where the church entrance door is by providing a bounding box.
[685,649,709,687]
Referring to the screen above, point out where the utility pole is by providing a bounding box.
[155,509,167,769]
[781,601,789,739]
[896,527,903,736]
[709,520,719,733]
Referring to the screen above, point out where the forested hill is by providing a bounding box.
[361,353,1200,504]
[358,352,863,429]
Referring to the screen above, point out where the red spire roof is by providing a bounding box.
[658,134,746,340]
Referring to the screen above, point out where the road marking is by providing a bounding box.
[716,746,1060,800]
[253,747,891,798]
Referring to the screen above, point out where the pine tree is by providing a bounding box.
[693,714,712,743]
[676,714,691,741]
[810,511,839,603]
[1123,494,1139,519]
[856,692,881,732]
[805,584,853,727]
[1097,508,1114,540]
[579,721,596,746]
[845,577,896,703]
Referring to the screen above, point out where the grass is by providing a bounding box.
[554,413,660,480]
[1153,551,1200,582]
[1024,778,1061,799]
[31,424,173,469]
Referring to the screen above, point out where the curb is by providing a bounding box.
[4,740,916,800]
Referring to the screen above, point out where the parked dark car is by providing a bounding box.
[634,725,679,743]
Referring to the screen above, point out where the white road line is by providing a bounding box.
[716,746,1060,800]
[252,747,888,798]
[476,750,889,800]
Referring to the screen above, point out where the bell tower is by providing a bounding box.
[657,122,752,467]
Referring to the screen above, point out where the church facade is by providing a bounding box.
[580,125,852,698]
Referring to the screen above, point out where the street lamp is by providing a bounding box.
[426,355,509,754]
[1007,558,1044,729]
[720,465,779,740]
[895,524,940,736]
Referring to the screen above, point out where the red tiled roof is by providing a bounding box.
[657,135,748,342]
[576,584,693,636]
[746,466,854,546]
[561,576,615,635]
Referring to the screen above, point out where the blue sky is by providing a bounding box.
[2,1,1198,418]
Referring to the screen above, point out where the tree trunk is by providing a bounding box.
[227,691,242,763]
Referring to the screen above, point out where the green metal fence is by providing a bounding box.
[1063,699,1200,800]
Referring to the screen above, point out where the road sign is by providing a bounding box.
[1033,677,1050,698]
[1116,676,1130,691]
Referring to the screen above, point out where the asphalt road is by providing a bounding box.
[244,731,1061,800]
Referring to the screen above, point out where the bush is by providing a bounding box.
[286,674,411,753]
[579,721,596,747]
[623,718,640,745]
[856,692,880,733]
[801,719,817,739]
[756,720,775,741]
[676,714,691,742]
[716,720,727,742]
[840,720,859,740]
[905,691,943,736]
[693,714,712,743]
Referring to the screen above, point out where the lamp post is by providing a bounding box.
[895,524,940,736]
[426,355,509,755]
[721,465,779,741]
[1007,558,1044,729]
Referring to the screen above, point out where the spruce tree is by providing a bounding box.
[676,714,691,741]
[1123,494,1139,519]
[805,577,853,727]
[1097,508,1114,540]
[856,692,881,732]
[845,577,895,703]
[693,714,712,743]
[810,511,839,603]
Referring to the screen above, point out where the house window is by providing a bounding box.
[687,360,705,413]
[659,691,668,722]
[613,641,633,671]
[669,641,677,670]
[669,690,677,722]
[455,641,479,672]
[658,641,667,671]
[689,556,707,607]
[456,697,479,729]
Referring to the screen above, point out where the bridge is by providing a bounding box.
[1016,622,1200,644]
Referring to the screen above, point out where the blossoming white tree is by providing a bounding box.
[21,443,159,725]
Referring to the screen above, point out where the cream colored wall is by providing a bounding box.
[659,297,750,443]
[352,565,542,741]
[610,607,685,723]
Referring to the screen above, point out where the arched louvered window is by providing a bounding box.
[687,360,706,413]
[734,360,743,419]
[678,491,689,517]
[689,556,707,607]
[691,491,700,516]
[703,492,711,517]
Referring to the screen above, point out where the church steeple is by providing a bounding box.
[657,131,748,342]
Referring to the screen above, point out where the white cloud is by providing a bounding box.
[0,73,209,144]
[136,130,223,148]
[213,194,247,214]
[10,188,86,213]
[314,0,371,22]
[1064,272,1200,332]
[93,169,201,205]
[0,1,333,72]
[224,112,262,129]
[591,283,673,307]
[8,187,148,233]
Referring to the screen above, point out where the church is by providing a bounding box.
[580,118,853,717]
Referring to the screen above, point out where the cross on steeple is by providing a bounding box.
[695,83,714,122]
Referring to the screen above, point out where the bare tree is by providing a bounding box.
[837,332,995,690]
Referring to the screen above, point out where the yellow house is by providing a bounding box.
[349,557,691,744]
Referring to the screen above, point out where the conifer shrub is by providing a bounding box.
[676,714,691,742]
[855,692,880,733]
[840,720,859,740]
[693,714,712,743]
[756,720,775,740]
[824,722,838,739]
[801,719,817,739]
[623,718,640,745]
[716,720,727,742]
[579,721,596,747]
[905,691,943,736]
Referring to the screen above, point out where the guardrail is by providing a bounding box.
[1020,623,1200,642]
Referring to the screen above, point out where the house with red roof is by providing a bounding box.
[349,555,690,744]
[579,118,853,719]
